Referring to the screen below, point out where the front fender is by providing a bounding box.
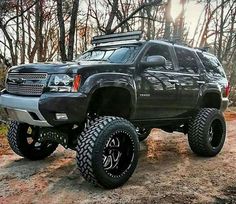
[79,73,137,107]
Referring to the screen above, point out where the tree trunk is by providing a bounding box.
[15,0,20,65]
[36,0,44,62]
[105,0,118,34]
[56,0,67,61]
[27,10,33,62]
[0,22,17,65]
[30,0,44,62]
[83,2,90,52]
[20,0,25,64]
[217,0,225,61]
[67,0,80,61]
[146,6,152,40]
[163,0,172,39]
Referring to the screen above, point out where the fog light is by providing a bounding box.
[55,113,68,120]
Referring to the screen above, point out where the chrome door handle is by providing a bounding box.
[197,81,205,85]
[168,79,179,84]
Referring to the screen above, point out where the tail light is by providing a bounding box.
[225,82,230,97]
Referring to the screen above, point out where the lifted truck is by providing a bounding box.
[0,31,229,189]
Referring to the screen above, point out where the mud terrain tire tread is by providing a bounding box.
[7,121,24,157]
[188,108,226,157]
[76,116,139,189]
[7,121,58,160]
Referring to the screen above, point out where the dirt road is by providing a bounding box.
[0,111,236,204]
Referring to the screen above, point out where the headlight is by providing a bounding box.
[48,74,81,92]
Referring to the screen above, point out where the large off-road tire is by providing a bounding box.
[7,121,58,160]
[76,116,139,189]
[188,108,226,157]
[137,128,152,142]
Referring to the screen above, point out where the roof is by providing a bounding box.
[91,31,211,54]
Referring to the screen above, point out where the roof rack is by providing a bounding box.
[91,31,143,45]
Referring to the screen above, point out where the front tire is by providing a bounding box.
[76,116,139,189]
[188,108,226,157]
[7,121,58,160]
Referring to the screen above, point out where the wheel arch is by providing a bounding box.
[87,86,135,118]
[200,91,222,109]
[80,73,137,118]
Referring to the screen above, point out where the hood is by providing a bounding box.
[8,61,135,78]
[8,60,116,74]
[8,62,79,74]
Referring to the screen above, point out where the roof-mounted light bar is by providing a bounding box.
[91,31,143,45]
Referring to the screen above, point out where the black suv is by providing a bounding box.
[0,31,229,189]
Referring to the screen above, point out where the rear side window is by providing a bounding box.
[197,52,226,78]
[174,47,199,74]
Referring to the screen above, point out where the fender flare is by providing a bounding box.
[197,83,222,108]
[199,90,222,108]
[79,73,137,111]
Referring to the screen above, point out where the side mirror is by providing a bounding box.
[141,55,166,67]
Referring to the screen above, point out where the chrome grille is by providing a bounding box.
[8,73,47,80]
[6,73,48,96]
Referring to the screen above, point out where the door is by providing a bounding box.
[135,43,182,119]
[173,46,201,115]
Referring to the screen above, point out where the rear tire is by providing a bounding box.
[76,116,139,189]
[188,108,226,157]
[7,121,58,160]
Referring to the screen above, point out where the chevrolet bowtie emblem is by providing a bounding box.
[9,78,26,84]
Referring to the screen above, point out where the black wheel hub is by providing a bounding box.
[208,119,223,149]
[23,125,55,151]
[103,131,134,177]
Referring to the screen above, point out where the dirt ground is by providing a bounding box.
[0,111,236,204]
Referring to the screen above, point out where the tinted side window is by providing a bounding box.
[197,52,226,78]
[175,47,198,74]
[143,44,173,70]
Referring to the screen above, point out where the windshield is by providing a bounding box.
[78,46,141,64]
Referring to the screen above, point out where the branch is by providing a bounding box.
[0,40,10,50]
[206,0,229,25]
[0,52,11,68]
[130,15,164,23]
[89,0,106,33]
[110,0,163,34]
[4,1,37,26]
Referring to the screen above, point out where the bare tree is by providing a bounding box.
[89,0,162,35]
[68,0,80,61]
[56,0,80,61]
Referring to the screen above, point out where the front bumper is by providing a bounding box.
[0,93,51,127]
[0,92,88,127]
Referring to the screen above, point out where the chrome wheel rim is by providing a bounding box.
[103,131,134,177]
[103,137,122,170]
